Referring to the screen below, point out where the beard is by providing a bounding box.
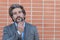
[14,16,25,23]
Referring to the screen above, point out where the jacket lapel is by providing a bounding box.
[24,22,30,40]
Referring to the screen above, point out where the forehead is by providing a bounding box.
[12,8,22,12]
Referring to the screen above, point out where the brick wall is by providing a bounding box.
[0,0,60,40]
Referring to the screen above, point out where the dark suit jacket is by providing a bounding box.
[2,22,39,40]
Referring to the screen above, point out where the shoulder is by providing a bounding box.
[25,22,37,29]
[25,22,36,27]
[3,23,14,30]
[25,22,38,33]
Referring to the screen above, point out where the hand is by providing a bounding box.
[17,22,24,34]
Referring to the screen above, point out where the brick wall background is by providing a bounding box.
[0,0,60,40]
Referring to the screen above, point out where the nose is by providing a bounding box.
[17,13,22,17]
[17,13,20,16]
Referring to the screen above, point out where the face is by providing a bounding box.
[12,8,25,23]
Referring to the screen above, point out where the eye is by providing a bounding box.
[13,12,17,15]
[19,11,22,13]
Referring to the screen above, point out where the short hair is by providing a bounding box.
[9,4,26,18]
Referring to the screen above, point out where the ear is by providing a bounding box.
[12,17,15,22]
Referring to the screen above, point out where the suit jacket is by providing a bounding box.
[2,22,39,40]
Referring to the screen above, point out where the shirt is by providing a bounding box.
[14,22,25,40]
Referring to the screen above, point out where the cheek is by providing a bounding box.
[13,15,17,19]
[19,13,24,17]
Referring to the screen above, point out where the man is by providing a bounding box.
[2,4,39,40]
